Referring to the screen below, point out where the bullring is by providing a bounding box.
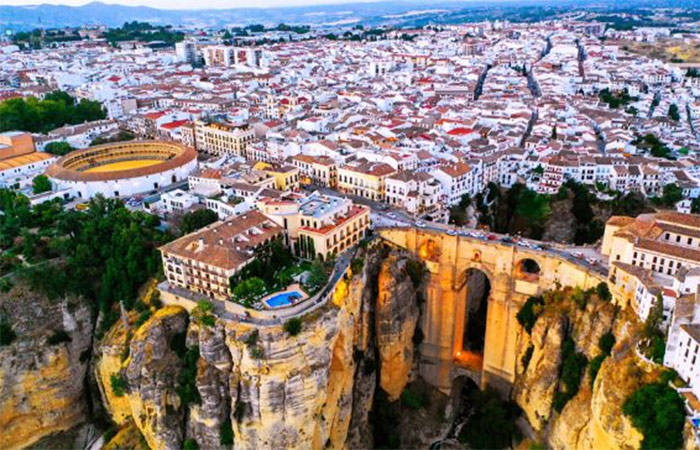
[45,140,198,198]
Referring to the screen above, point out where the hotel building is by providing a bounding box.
[159,211,283,300]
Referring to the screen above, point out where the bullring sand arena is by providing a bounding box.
[45,140,198,198]
[84,159,162,173]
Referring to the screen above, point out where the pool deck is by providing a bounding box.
[261,283,309,309]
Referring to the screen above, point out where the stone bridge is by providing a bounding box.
[377,227,607,395]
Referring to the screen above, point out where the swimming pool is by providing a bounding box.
[264,291,303,308]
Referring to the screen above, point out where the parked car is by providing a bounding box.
[415,221,426,228]
[573,251,584,259]
[487,234,498,241]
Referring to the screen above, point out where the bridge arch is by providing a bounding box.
[515,257,542,281]
[454,267,491,373]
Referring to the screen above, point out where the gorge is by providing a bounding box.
[0,228,691,449]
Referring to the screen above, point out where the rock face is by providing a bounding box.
[96,306,188,450]
[93,249,390,450]
[0,284,93,450]
[513,289,658,450]
[514,312,566,431]
[375,254,419,401]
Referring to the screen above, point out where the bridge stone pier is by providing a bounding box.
[377,227,606,395]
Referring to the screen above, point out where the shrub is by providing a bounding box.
[457,388,520,449]
[405,259,424,288]
[596,282,612,302]
[284,317,303,336]
[183,438,199,450]
[47,329,72,345]
[110,373,128,397]
[521,344,534,370]
[351,257,364,275]
[134,310,152,327]
[219,417,234,446]
[196,299,214,314]
[400,389,426,410]
[516,296,544,333]
[249,345,264,359]
[177,346,200,406]
[244,329,259,347]
[623,381,685,449]
[599,332,616,355]
[0,319,17,346]
[555,337,588,412]
[588,354,606,388]
[201,315,216,327]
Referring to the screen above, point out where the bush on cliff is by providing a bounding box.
[47,329,71,345]
[553,336,588,412]
[596,282,612,302]
[284,317,303,336]
[516,296,544,334]
[0,318,17,346]
[219,417,234,446]
[623,380,685,449]
[183,438,199,450]
[177,346,200,406]
[110,373,128,397]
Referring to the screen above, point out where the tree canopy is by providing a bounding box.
[623,380,685,449]
[32,175,52,194]
[43,141,74,156]
[0,91,106,134]
[179,209,218,235]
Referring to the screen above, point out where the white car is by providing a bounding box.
[387,212,397,219]
[415,221,426,228]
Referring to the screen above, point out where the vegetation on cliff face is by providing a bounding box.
[457,387,521,449]
[475,180,653,244]
[553,337,588,412]
[589,331,616,387]
[623,373,686,449]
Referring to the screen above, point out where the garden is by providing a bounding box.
[228,237,330,308]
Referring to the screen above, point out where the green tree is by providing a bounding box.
[283,317,303,336]
[233,277,266,306]
[596,282,612,302]
[668,103,680,122]
[457,388,519,449]
[623,381,685,449]
[691,197,700,214]
[179,209,218,235]
[306,258,328,293]
[449,204,468,226]
[645,294,664,338]
[32,175,52,194]
[659,183,683,208]
[0,91,105,133]
[43,141,74,156]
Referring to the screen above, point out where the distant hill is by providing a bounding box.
[1,0,696,32]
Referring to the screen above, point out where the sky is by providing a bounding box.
[2,0,385,9]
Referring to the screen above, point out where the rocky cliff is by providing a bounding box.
[513,288,664,450]
[92,248,425,450]
[0,283,93,450]
[2,245,680,450]
[375,253,419,401]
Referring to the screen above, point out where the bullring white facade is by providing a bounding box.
[45,141,198,199]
